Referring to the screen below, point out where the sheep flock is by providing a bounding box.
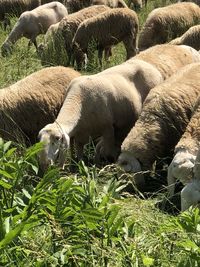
[1,0,200,216]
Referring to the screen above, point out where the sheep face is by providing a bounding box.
[168,149,196,185]
[181,180,200,211]
[1,42,12,57]
[72,42,87,70]
[38,123,70,170]
[117,151,145,188]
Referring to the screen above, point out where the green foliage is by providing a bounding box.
[0,1,200,266]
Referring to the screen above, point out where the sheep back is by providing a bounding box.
[0,66,80,144]
[134,44,200,80]
[72,8,139,58]
[138,2,200,50]
[59,5,111,55]
[0,0,40,21]
[121,62,200,171]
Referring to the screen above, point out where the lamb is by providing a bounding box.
[58,5,111,65]
[0,66,80,146]
[167,95,200,200]
[0,0,40,30]
[138,2,200,51]
[38,58,163,170]
[181,146,200,211]
[169,25,200,51]
[118,61,200,189]
[1,1,68,56]
[72,8,139,69]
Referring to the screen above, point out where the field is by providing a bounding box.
[0,0,200,266]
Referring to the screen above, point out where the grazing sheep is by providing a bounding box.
[1,1,68,56]
[169,25,200,51]
[38,58,163,170]
[138,2,200,51]
[72,8,139,69]
[0,0,40,30]
[58,5,111,65]
[181,147,200,211]
[167,96,200,198]
[118,61,200,188]
[0,66,80,146]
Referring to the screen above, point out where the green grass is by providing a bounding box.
[0,1,199,266]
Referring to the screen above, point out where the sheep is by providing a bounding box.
[0,66,80,146]
[72,8,139,69]
[118,61,200,189]
[58,5,111,65]
[1,1,68,56]
[38,58,163,170]
[169,25,200,51]
[138,2,200,51]
[167,96,200,200]
[181,147,200,211]
[0,0,40,30]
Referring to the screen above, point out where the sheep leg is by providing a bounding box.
[123,37,137,59]
[104,47,112,62]
[75,141,84,162]
[101,126,118,163]
[98,48,103,69]
[28,39,38,50]
[167,167,176,197]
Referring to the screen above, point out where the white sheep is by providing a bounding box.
[169,25,200,51]
[181,147,200,211]
[38,58,163,170]
[58,4,111,65]
[1,1,68,56]
[0,66,80,146]
[138,2,200,51]
[118,60,200,189]
[72,8,139,69]
[167,95,200,203]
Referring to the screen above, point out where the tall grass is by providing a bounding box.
[0,1,199,266]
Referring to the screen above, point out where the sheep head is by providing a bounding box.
[72,41,87,70]
[117,151,145,188]
[1,41,12,57]
[38,123,70,171]
[181,180,200,211]
[168,149,196,186]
